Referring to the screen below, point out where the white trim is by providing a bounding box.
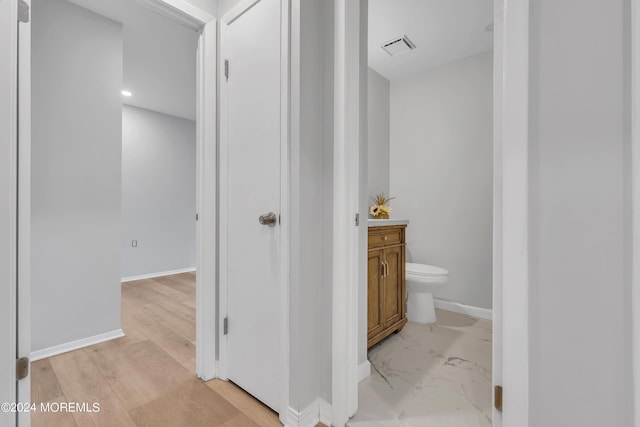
[133,0,214,29]
[500,0,530,426]
[434,299,493,321]
[17,3,32,426]
[631,0,640,424]
[3,0,19,425]
[218,12,230,380]
[285,402,318,427]
[358,360,371,383]
[195,19,218,382]
[121,267,196,282]
[285,399,332,427]
[30,329,125,362]
[491,1,504,426]
[279,0,292,421]
[218,0,291,417]
[319,400,333,426]
[332,1,362,425]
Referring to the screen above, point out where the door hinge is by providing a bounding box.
[195,213,199,221]
[223,317,228,335]
[355,213,360,226]
[16,357,29,381]
[494,385,503,412]
[224,60,229,81]
[18,0,29,23]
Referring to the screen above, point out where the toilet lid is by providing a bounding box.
[406,262,449,277]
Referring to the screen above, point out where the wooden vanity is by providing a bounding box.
[367,220,408,348]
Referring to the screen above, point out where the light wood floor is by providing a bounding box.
[31,272,284,427]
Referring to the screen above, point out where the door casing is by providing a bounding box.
[630,0,640,425]
[1,0,19,426]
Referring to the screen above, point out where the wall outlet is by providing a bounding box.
[131,240,137,248]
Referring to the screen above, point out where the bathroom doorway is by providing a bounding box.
[352,1,495,425]
[332,0,531,425]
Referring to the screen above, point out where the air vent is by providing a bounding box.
[382,35,416,56]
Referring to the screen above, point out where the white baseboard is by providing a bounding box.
[121,267,196,283]
[30,329,125,362]
[319,400,332,426]
[358,360,371,383]
[434,299,493,320]
[285,398,332,427]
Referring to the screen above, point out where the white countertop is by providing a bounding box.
[368,218,410,227]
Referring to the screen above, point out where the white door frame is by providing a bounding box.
[2,0,19,426]
[496,0,530,425]
[332,1,362,425]
[217,0,291,420]
[631,0,640,425]
[331,0,531,426]
[14,3,219,423]
[17,1,32,425]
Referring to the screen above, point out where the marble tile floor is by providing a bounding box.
[349,309,492,427]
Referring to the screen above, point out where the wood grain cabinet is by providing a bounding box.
[367,224,407,348]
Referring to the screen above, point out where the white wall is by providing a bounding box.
[367,67,390,200]
[185,0,218,16]
[528,0,632,425]
[289,0,334,410]
[31,0,123,351]
[122,105,196,278]
[218,0,241,17]
[389,51,493,309]
[67,0,199,121]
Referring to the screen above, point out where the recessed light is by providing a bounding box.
[121,90,132,97]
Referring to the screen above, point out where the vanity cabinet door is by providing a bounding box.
[367,224,408,349]
[382,245,404,328]
[367,249,384,340]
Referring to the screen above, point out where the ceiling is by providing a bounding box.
[368,0,494,81]
[67,0,198,121]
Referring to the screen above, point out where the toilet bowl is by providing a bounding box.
[406,262,449,324]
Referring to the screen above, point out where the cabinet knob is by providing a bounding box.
[383,235,388,241]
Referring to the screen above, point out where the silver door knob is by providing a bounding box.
[259,212,277,227]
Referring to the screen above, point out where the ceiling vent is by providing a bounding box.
[382,35,416,56]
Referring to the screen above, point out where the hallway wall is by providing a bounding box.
[31,0,123,352]
[121,105,196,279]
[528,0,632,425]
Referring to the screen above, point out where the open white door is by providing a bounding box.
[0,0,19,426]
[219,0,285,412]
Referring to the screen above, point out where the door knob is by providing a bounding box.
[259,212,277,227]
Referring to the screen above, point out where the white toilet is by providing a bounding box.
[406,262,449,324]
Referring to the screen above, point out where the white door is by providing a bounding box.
[0,0,18,426]
[221,0,283,412]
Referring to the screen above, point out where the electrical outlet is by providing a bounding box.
[132,240,137,248]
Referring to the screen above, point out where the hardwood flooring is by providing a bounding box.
[30,272,283,427]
